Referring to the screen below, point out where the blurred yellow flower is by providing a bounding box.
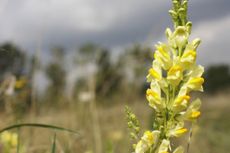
[15,77,27,89]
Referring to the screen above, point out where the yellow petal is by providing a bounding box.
[181,50,196,68]
[189,77,204,84]
[175,95,190,105]
[188,77,204,91]
[175,128,188,136]
[144,131,154,144]
[168,65,182,75]
[167,65,183,86]
[149,68,161,80]
[189,111,201,119]
[156,45,170,59]
[154,44,172,70]
[182,50,196,58]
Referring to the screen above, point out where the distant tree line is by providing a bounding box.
[0,42,153,111]
[0,41,229,114]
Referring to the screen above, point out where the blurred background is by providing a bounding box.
[0,0,229,152]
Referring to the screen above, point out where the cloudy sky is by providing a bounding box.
[0,0,230,66]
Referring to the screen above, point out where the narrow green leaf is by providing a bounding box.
[51,133,56,153]
[0,123,79,135]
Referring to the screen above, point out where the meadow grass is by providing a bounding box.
[0,93,229,153]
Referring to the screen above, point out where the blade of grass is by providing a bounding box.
[17,127,20,153]
[51,133,56,153]
[0,123,79,135]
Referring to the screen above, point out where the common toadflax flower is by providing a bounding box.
[126,0,204,153]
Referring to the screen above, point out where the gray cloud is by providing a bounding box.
[0,0,229,66]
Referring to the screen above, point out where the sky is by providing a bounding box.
[0,0,230,66]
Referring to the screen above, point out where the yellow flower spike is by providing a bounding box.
[128,1,205,152]
[187,77,204,91]
[167,65,183,86]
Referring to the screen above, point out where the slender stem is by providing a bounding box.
[186,123,194,153]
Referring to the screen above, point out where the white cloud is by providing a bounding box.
[0,0,229,64]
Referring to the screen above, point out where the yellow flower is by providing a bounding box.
[154,44,172,70]
[1,131,11,143]
[0,131,18,147]
[167,65,183,86]
[169,126,188,137]
[143,131,154,145]
[157,45,170,60]
[173,95,190,111]
[15,77,27,89]
[11,133,18,147]
[187,77,204,91]
[173,26,189,50]
[188,111,201,120]
[149,68,161,80]
[174,95,190,105]
[173,146,184,153]
[183,99,202,121]
[147,61,162,82]
[135,141,148,153]
[135,130,160,153]
[146,89,160,101]
[175,128,188,137]
[180,50,196,68]
[146,81,163,111]
[146,89,162,111]
[157,139,169,153]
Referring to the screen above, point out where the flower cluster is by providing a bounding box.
[127,0,205,153]
[0,131,18,153]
